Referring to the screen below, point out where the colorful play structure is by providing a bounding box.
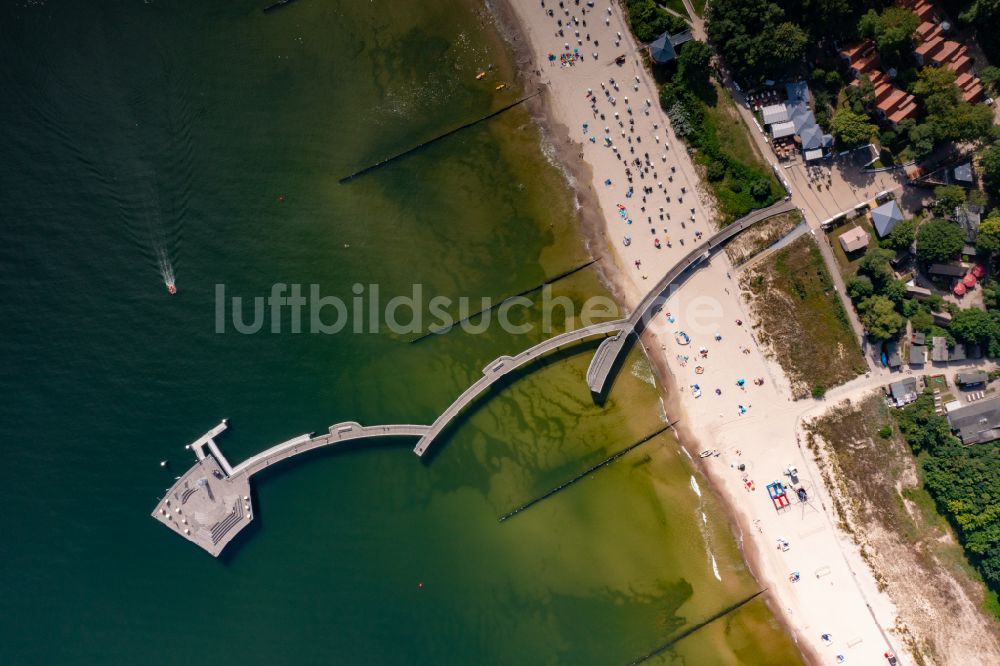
[767,480,790,511]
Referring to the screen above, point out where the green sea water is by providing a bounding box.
[0,0,801,663]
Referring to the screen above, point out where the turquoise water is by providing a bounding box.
[0,0,799,663]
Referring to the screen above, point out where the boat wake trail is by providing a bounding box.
[158,248,176,294]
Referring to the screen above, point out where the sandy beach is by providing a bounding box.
[495,1,918,663]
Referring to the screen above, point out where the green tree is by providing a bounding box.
[858,8,919,65]
[846,74,876,111]
[950,103,995,145]
[962,0,1000,64]
[880,218,915,251]
[950,308,1000,348]
[910,308,934,331]
[912,67,994,145]
[858,247,895,286]
[883,278,907,304]
[846,274,874,300]
[916,219,965,263]
[625,0,686,42]
[831,107,877,147]
[678,40,713,99]
[770,22,809,67]
[907,122,936,160]
[707,0,790,83]
[749,179,771,200]
[981,144,1000,198]
[797,0,859,37]
[982,65,1000,96]
[858,295,904,340]
[932,185,967,216]
[977,211,1000,254]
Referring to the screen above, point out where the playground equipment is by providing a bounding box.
[767,481,790,511]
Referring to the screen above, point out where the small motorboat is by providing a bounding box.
[475,71,487,80]
[699,449,716,458]
[495,83,507,91]
[623,235,631,246]
[167,282,177,295]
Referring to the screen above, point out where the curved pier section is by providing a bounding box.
[152,420,429,556]
[585,199,797,394]
[412,318,626,456]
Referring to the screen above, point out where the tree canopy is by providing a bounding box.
[895,390,1000,592]
[916,219,965,264]
[977,211,1000,255]
[625,0,687,43]
[677,40,713,99]
[981,144,1000,198]
[961,0,1000,65]
[932,185,966,217]
[831,107,877,147]
[857,295,904,340]
[858,247,896,287]
[911,67,994,146]
[707,0,806,83]
[846,274,874,301]
[858,8,919,66]
[949,307,1000,349]
[880,218,915,251]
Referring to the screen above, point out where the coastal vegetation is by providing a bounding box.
[656,47,783,222]
[723,209,802,264]
[624,0,686,42]
[741,235,864,397]
[894,389,1000,613]
[808,396,1000,659]
[706,0,810,84]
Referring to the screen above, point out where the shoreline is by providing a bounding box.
[487,0,818,661]
[488,1,905,664]
[486,0,632,310]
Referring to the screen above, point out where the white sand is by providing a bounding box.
[501,1,910,662]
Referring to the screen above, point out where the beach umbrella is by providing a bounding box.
[963,273,977,287]
[737,378,745,386]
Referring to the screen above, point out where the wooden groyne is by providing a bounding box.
[262,0,298,13]
[498,423,674,522]
[625,589,768,665]
[409,258,600,343]
[339,90,543,183]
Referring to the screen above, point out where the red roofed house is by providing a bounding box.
[899,0,986,103]
[838,41,919,127]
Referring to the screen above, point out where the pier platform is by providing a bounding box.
[152,420,426,556]
[151,454,251,557]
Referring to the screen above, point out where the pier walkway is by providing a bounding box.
[586,199,796,394]
[152,200,795,556]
